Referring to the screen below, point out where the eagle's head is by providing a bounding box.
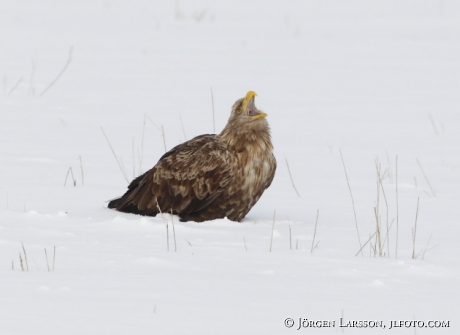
[220,91,272,149]
[230,91,267,122]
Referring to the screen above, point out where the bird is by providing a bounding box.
[108,91,276,222]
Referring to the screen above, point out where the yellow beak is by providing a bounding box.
[242,91,257,111]
[242,91,268,119]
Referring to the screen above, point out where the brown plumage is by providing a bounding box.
[108,91,276,222]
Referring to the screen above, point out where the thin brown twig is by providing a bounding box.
[8,77,23,96]
[339,149,363,255]
[53,246,56,272]
[285,158,300,197]
[395,155,399,259]
[179,116,187,141]
[156,200,169,251]
[161,125,167,153]
[45,248,50,272]
[412,197,420,259]
[29,60,36,96]
[289,224,292,250]
[138,115,147,173]
[100,127,129,183]
[421,235,432,260]
[64,167,77,186]
[428,113,438,135]
[375,160,389,257]
[171,209,177,252]
[416,158,436,197]
[39,46,73,97]
[21,242,29,271]
[311,210,319,253]
[79,155,84,186]
[211,87,215,133]
[355,231,378,257]
[19,253,25,271]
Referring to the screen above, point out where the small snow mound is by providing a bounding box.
[111,216,126,222]
[139,218,151,226]
[57,211,67,216]
[39,285,50,291]
[28,210,39,215]
[60,286,71,291]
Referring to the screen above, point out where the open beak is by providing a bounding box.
[242,91,267,119]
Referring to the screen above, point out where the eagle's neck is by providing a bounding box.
[219,120,273,154]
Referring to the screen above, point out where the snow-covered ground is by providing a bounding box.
[1,1,459,334]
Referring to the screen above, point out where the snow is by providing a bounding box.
[1,1,459,334]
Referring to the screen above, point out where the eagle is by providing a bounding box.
[108,91,276,222]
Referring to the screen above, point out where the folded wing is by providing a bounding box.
[109,135,237,218]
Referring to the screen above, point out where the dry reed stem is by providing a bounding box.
[132,138,135,178]
[339,149,363,255]
[421,235,432,260]
[289,224,292,250]
[119,157,128,181]
[412,197,420,259]
[12,260,14,271]
[53,246,56,272]
[375,160,390,257]
[145,114,161,130]
[45,248,50,272]
[179,116,187,141]
[39,46,73,97]
[243,237,247,251]
[161,125,167,153]
[171,209,177,252]
[373,207,382,257]
[79,155,84,186]
[100,127,129,183]
[381,218,395,252]
[385,151,393,183]
[355,231,378,257]
[8,77,23,96]
[269,210,276,252]
[311,209,319,253]
[138,115,147,173]
[156,200,169,251]
[395,155,399,259]
[29,60,36,96]
[313,241,320,251]
[428,113,438,135]
[21,242,29,271]
[416,159,436,197]
[285,158,300,197]
[64,167,77,186]
[19,253,24,271]
[211,87,215,133]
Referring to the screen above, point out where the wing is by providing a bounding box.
[113,135,237,217]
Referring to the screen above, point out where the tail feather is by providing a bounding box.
[107,198,120,209]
